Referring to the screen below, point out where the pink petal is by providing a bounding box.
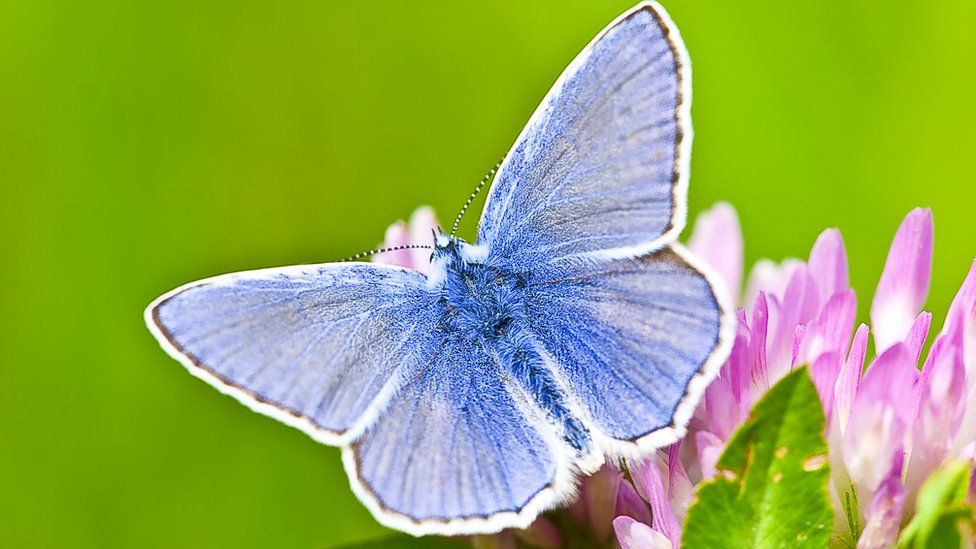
[905,312,932,366]
[857,455,906,549]
[782,264,825,325]
[615,477,653,525]
[666,443,695,522]
[704,375,737,440]
[834,324,869,435]
[744,258,804,311]
[372,221,412,268]
[768,266,819,375]
[905,329,965,497]
[695,431,724,480]
[956,382,976,457]
[613,516,673,549]
[749,294,771,399]
[407,206,439,274]
[638,460,681,546]
[943,261,976,381]
[629,457,658,504]
[944,265,976,453]
[861,344,919,426]
[871,208,934,352]
[810,352,842,422]
[792,324,806,367]
[798,289,857,366]
[688,202,744,302]
[808,228,850,300]
[764,293,785,379]
[729,308,753,406]
[843,344,917,499]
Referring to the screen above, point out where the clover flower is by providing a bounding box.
[374,204,976,548]
[614,204,975,548]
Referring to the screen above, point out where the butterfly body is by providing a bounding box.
[431,234,594,454]
[146,2,734,536]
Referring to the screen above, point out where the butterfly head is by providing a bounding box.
[428,231,489,287]
[433,231,455,251]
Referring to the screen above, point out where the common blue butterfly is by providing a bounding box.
[146,1,733,536]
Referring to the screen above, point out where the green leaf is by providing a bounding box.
[682,367,833,548]
[897,460,974,548]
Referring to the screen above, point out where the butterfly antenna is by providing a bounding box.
[341,243,433,263]
[450,158,503,236]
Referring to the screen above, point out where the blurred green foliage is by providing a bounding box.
[897,461,973,548]
[1,1,974,547]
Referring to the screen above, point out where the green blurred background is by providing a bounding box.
[2,0,974,547]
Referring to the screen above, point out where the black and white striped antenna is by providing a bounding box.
[450,159,503,236]
[341,243,433,263]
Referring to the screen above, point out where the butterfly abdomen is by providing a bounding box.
[494,327,591,455]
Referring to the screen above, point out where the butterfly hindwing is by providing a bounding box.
[523,246,731,449]
[147,263,440,444]
[345,336,564,534]
[479,3,690,268]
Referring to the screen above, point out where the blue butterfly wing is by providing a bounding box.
[478,3,689,267]
[146,262,440,443]
[346,338,563,534]
[148,263,564,534]
[524,246,730,447]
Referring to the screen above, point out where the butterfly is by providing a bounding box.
[146,1,733,537]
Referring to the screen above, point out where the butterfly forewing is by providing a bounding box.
[478,3,690,268]
[147,263,440,443]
